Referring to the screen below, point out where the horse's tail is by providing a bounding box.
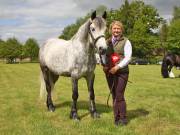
[40,70,46,99]
[161,57,169,78]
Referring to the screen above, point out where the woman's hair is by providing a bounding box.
[109,20,124,34]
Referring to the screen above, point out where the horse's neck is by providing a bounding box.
[72,20,90,44]
[71,20,94,54]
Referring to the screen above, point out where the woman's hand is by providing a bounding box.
[103,66,109,73]
[109,65,120,74]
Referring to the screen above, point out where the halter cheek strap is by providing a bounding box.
[89,31,105,46]
[94,35,105,45]
[88,24,105,46]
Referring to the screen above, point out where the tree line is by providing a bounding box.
[59,0,180,63]
[0,0,179,64]
[0,38,39,63]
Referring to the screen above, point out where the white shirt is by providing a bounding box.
[117,39,132,68]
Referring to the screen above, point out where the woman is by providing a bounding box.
[103,21,132,126]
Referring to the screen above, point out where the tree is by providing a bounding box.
[3,37,22,63]
[113,0,163,35]
[59,1,163,58]
[172,6,180,21]
[159,21,168,55]
[129,19,159,58]
[166,6,180,54]
[24,38,39,61]
[0,39,6,58]
[167,19,180,54]
[105,0,163,58]
[124,1,162,58]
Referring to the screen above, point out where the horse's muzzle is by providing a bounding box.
[99,47,106,55]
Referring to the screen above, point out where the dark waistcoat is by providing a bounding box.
[106,36,129,73]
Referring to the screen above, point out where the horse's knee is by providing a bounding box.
[90,92,95,100]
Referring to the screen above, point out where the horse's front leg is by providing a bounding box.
[168,65,175,78]
[86,73,100,118]
[70,78,80,120]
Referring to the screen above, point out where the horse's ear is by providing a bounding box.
[102,11,107,19]
[91,11,96,20]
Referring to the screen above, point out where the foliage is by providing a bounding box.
[59,0,163,58]
[166,6,180,55]
[0,39,6,58]
[24,38,39,61]
[3,37,22,63]
[0,38,39,63]
[167,19,180,54]
[119,0,162,35]
[121,0,162,58]
[159,21,168,55]
[172,6,180,21]
[128,16,161,58]
[1,2,179,61]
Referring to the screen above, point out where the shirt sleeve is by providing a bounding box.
[117,39,132,68]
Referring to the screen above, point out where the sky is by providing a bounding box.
[0,0,180,45]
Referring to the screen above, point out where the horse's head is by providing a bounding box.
[89,11,107,55]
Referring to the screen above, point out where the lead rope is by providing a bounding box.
[99,52,133,107]
[99,54,105,66]
[106,75,132,107]
[106,75,115,107]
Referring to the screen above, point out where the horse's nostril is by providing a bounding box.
[99,47,103,51]
[99,47,106,54]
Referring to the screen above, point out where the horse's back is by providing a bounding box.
[43,38,69,48]
[39,38,71,68]
[40,38,70,54]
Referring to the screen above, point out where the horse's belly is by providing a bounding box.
[71,63,96,78]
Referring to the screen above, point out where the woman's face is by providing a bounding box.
[111,24,122,37]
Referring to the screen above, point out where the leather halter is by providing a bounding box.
[88,25,105,46]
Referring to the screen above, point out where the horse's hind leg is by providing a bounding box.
[41,66,59,112]
[85,73,100,118]
[70,78,80,120]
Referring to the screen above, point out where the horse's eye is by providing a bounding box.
[91,28,95,32]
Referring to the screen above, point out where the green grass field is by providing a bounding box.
[0,63,180,135]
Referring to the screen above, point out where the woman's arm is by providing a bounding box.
[117,40,132,68]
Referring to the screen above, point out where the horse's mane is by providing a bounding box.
[71,16,106,42]
[71,19,91,41]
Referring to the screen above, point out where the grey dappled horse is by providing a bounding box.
[39,11,107,120]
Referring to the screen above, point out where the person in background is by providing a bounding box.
[103,20,132,126]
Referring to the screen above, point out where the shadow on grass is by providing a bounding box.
[55,102,149,120]
[127,108,149,121]
[162,75,180,79]
[55,100,112,119]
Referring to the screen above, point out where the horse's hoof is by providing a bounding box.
[48,104,55,112]
[70,112,80,121]
[91,112,100,119]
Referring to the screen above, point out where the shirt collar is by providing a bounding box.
[111,36,123,45]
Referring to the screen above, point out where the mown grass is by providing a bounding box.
[0,63,180,135]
